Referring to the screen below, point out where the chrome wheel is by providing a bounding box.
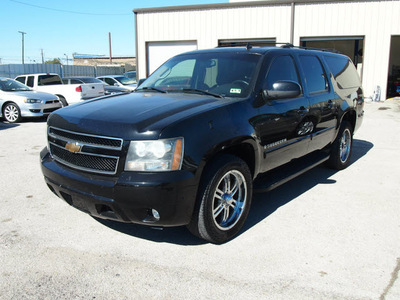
[187,155,252,243]
[212,170,247,231]
[339,128,352,163]
[327,121,353,170]
[4,103,21,123]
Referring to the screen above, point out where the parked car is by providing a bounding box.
[41,46,364,243]
[123,71,137,82]
[15,73,104,106]
[0,77,61,123]
[62,76,131,95]
[97,75,137,90]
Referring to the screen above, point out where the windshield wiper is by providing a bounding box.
[182,88,223,98]
[136,87,167,93]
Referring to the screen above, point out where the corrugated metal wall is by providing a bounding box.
[135,0,400,99]
[0,64,125,79]
[136,4,292,80]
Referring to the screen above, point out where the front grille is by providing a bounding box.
[45,100,59,104]
[43,107,59,113]
[49,127,122,149]
[48,126,123,175]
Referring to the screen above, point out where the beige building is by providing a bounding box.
[73,55,136,71]
[134,0,400,100]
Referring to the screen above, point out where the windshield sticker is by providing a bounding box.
[230,88,241,94]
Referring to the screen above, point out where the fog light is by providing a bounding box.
[151,209,160,221]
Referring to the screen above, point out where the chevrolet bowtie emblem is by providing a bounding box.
[65,142,82,153]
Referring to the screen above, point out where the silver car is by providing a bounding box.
[0,77,61,123]
[97,75,137,91]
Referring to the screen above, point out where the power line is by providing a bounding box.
[10,0,132,16]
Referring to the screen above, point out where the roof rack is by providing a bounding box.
[216,42,341,54]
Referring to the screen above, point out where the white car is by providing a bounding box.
[0,77,61,123]
[97,75,137,91]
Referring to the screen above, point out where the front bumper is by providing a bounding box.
[40,147,198,227]
[21,102,61,117]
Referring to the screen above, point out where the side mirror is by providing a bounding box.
[138,78,146,87]
[263,80,301,100]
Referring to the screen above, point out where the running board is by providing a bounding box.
[253,151,330,193]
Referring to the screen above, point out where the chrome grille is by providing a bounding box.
[48,126,123,175]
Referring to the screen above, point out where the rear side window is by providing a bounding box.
[38,75,62,85]
[324,55,361,89]
[27,76,34,87]
[265,55,300,90]
[299,55,328,94]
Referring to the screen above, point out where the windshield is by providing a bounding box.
[139,52,261,98]
[114,76,136,85]
[0,78,31,91]
[124,71,137,82]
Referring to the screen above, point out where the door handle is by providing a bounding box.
[298,106,309,115]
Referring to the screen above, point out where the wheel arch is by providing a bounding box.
[199,137,258,180]
[340,109,356,132]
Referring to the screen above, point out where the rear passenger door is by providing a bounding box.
[254,54,310,172]
[297,54,338,152]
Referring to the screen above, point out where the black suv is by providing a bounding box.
[40,46,364,243]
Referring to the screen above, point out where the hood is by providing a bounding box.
[0,90,58,101]
[48,91,225,140]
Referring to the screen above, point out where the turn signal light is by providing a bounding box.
[75,86,82,92]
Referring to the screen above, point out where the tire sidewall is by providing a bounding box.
[329,121,353,170]
[58,96,68,107]
[3,102,21,123]
[197,155,253,243]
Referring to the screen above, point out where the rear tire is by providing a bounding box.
[188,155,252,244]
[328,121,353,170]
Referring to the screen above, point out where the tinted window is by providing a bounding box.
[79,78,103,84]
[15,77,25,84]
[265,55,300,90]
[104,78,115,85]
[27,76,34,87]
[70,79,83,84]
[299,55,328,94]
[324,55,361,89]
[38,75,62,85]
[140,52,261,98]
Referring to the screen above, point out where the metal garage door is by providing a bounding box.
[146,41,197,77]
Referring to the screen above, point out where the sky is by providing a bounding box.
[0,0,227,65]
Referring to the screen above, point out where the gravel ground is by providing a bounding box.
[1,100,399,300]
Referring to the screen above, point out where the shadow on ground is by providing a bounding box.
[95,139,373,245]
[0,116,47,130]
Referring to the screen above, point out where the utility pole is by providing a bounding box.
[109,32,112,64]
[64,53,69,66]
[18,31,27,64]
[41,49,44,64]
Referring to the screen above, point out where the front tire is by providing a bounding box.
[328,121,353,170]
[188,155,252,244]
[58,96,68,107]
[3,103,21,123]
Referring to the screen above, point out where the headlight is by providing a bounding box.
[24,99,42,103]
[124,138,183,172]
